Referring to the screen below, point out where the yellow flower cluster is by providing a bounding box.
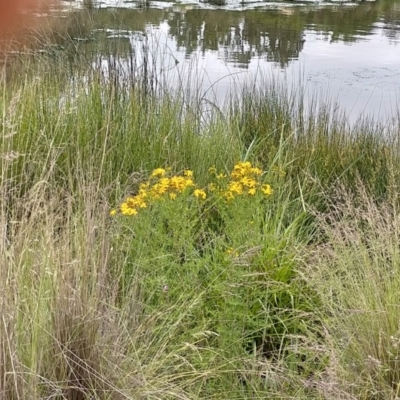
[193,189,207,200]
[209,161,273,201]
[111,168,204,216]
[110,162,273,217]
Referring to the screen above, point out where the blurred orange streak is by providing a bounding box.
[0,0,55,38]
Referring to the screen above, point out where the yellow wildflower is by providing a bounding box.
[159,178,170,188]
[110,209,117,216]
[183,170,193,177]
[170,176,186,192]
[169,176,194,192]
[151,185,165,196]
[125,196,144,209]
[125,196,136,207]
[250,167,262,176]
[240,177,257,188]
[208,183,217,192]
[169,192,177,200]
[184,178,195,188]
[193,189,207,200]
[151,168,166,178]
[209,166,217,174]
[248,187,256,195]
[216,173,227,180]
[228,181,243,195]
[231,161,253,179]
[151,178,170,196]
[261,184,273,196]
[120,202,138,216]
[136,196,147,208]
[139,182,150,191]
[223,191,235,201]
[138,189,148,198]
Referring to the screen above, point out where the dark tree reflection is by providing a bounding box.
[87,0,400,68]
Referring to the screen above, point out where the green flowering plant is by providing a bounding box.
[110,161,275,310]
[110,162,322,376]
[111,160,275,293]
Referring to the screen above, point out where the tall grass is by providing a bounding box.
[304,184,400,399]
[1,31,400,398]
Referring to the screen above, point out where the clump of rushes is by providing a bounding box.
[111,162,273,216]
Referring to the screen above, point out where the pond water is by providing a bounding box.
[62,0,400,123]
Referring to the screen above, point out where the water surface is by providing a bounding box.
[63,0,400,123]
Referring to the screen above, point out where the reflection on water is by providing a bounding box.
[63,0,400,122]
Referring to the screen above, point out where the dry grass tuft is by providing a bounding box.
[304,182,400,399]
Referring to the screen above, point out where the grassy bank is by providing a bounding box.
[1,41,400,399]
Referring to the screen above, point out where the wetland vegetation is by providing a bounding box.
[1,1,400,399]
